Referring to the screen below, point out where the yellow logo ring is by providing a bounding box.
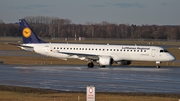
[23,28,31,38]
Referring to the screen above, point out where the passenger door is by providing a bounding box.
[151,49,156,57]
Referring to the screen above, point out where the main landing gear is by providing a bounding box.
[87,62,106,68]
[87,61,94,68]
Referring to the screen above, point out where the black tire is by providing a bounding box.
[87,62,94,68]
[156,65,160,68]
[100,65,106,68]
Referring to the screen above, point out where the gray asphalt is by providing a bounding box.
[0,64,180,93]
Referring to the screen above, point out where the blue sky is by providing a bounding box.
[0,0,180,25]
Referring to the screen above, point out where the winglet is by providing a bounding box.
[19,19,45,43]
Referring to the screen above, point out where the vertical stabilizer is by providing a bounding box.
[19,19,45,43]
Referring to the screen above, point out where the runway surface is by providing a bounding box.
[0,64,180,93]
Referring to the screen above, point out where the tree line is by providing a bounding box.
[0,16,180,40]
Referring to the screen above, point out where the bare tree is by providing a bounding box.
[1,16,180,40]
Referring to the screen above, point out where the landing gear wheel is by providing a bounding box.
[100,65,106,68]
[156,65,160,68]
[87,62,94,68]
[156,61,161,69]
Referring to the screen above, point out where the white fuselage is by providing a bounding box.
[21,43,175,62]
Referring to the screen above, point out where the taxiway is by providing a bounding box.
[0,64,180,93]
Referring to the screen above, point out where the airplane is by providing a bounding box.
[18,19,175,68]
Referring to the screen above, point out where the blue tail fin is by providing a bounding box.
[19,19,45,43]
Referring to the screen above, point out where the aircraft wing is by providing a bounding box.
[56,51,99,60]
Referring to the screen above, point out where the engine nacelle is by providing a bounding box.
[116,60,131,65]
[98,56,113,66]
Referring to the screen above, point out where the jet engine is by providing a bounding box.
[98,56,113,66]
[116,60,131,65]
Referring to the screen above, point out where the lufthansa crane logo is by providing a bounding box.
[23,28,31,38]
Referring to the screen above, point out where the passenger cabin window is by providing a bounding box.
[53,47,149,53]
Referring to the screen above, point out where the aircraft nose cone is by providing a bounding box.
[169,54,176,61]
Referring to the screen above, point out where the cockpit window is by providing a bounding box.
[164,49,168,52]
[160,49,168,53]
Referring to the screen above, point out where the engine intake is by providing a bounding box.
[98,56,113,66]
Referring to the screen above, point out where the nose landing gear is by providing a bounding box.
[156,61,161,68]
